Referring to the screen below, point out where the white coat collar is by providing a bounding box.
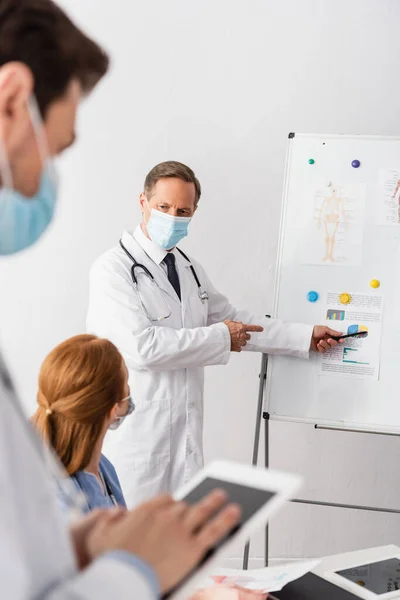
[120,229,196,317]
[122,228,192,268]
[121,229,186,308]
[133,224,190,268]
[133,225,168,265]
[132,224,193,273]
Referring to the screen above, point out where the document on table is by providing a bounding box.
[320,292,383,381]
[209,560,320,593]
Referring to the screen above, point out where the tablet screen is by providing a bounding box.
[163,476,276,599]
[336,558,400,595]
[182,476,275,524]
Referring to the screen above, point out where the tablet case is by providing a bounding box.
[273,572,359,599]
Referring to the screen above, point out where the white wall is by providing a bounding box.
[1,0,400,566]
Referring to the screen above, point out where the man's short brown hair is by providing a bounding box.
[144,161,202,205]
[0,0,109,115]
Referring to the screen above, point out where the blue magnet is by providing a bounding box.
[307,291,319,303]
[351,159,360,168]
[348,324,359,334]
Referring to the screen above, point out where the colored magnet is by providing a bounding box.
[351,159,361,168]
[348,324,359,334]
[339,293,351,305]
[307,291,319,303]
[308,158,315,165]
[370,279,380,289]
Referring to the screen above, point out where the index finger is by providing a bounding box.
[243,324,264,333]
[184,489,228,532]
[325,328,343,338]
[196,504,241,550]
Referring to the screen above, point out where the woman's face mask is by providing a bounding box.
[109,395,135,431]
[0,96,59,255]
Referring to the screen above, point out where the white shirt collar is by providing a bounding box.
[133,225,168,266]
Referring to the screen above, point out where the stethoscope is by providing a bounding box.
[75,472,118,509]
[119,240,209,322]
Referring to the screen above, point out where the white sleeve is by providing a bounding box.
[46,557,157,600]
[204,269,313,360]
[1,488,156,600]
[86,258,231,372]
[0,369,157,600]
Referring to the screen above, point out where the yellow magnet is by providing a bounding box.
[340,293,351,305]
[370,279,380,289]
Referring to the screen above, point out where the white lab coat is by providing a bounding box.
[0,352,156,599]
[87,228,313,507]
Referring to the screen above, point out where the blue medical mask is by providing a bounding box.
[0,97,59,255]
[146,201,191,250]
[109,395,135,431]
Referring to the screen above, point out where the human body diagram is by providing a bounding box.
[318,187,348,262]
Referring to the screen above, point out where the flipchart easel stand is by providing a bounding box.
[242,352,400,570]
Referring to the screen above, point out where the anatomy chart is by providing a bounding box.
[300,183,366,266]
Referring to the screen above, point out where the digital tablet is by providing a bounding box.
[332,558,400,598]
[165,460,302,600]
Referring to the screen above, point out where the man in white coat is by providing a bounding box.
[0,2,240,598]
[87,161,341,507]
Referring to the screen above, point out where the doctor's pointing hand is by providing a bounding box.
[87,161,341,507]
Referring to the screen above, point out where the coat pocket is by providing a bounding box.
[128,397,171,467]
[188,295,208,327]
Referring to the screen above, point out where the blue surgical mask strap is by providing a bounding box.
[144,197,152,227]
[27,96,50,166]
[0,95,51,192]
[0,95,59,256]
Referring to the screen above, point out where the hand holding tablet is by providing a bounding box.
[165,460,302,600]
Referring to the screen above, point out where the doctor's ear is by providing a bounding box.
[139,192,147,212]
[0,63,34,149]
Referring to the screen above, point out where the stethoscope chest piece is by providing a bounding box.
[199,289,209,303]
